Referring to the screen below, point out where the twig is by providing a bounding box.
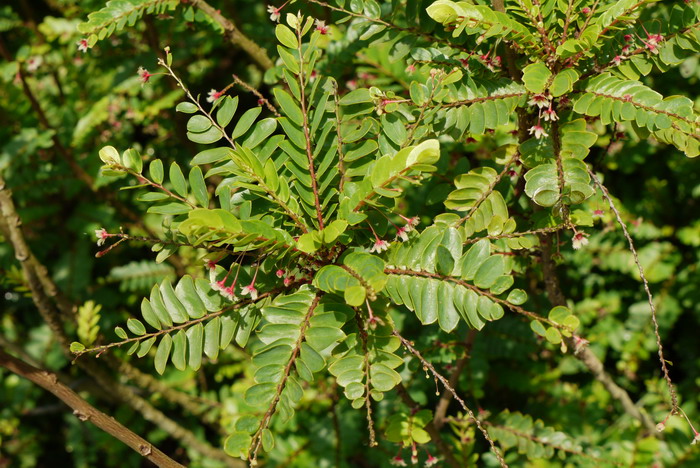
[587,169,678,413]
[392,329,508,468]
[232,74,280,117]
[537,233,658,434]
[355,312,377,447]
[189,0,274,70]
[395,384,462,468]
[294,24,325,229]
[0,347,184,468]
[433,330,476,429]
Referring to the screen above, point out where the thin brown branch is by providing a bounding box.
[232,74,280,117]
[588,170,678,413]
[538,233,658,434]
[354,311,377,446]
[249,293,323,464]
[295,25,325,229]
[395,384,462,468]
[189,0,274,70]
[0,347,184,468]
[392,329,508,468]
[433,330,477,429]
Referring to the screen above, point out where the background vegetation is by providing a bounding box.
[1,0,699,467]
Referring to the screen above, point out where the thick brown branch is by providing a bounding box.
[189,0,274,70]
[0,348,184,468]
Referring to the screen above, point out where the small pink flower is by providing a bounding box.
[621,44,631,54]
[137,66,154,85]
[593,209,605,218]
[611,55,622,66]
[77,38,89,53]
[465,137,477,144]
[315,19,329,35]
[528,93,551,109]
[207,89,224,103]
[390,455,407,466]
[220,285,237,301]
[542,108,558,122]
[656,422,666,432]
[572,231,589,250]
[405,64,416,73]
[692,431,700,445]
[459,58,470,68]
[276,269,285,278]
[396,226,409,242]
[528,125,548,139]
[406,216,419,228]
[267,5,281,22]
[346,79,358,90]
[370,239,389,254]
[624,34,633,42]
[283,275,295,287]
[581,7,591,14]
[508,169,518,178]
[211,279,227,292]
[27,56,42,72]
[204,259,217,272]
[425,454,439,467]
[242,284,258,300]
[95,228,109,246]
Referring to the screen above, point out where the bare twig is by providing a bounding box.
[538,233,658,434]
[392,329,508,468]
[232,74,280,117]
[588,170,678,413]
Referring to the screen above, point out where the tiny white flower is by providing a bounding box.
[528,125,549,139]
[370,239,389,253]
[572,232,589,250]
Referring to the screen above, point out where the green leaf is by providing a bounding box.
[188,126,223,144]
[224,432,252,458]
[126,318,146,336]
[187,115,212,133]
[232,107,262,140]
[344,285,366,307]
[176,102,198,114]
[114,326,127,340]
[186,323,204,370]
[339,88,372,105]
[204,316,221,360]
[273,88,303,122]
[168,162,188,197]
[188,166,208,207]
[216,96,238,127]
[171,330,187,371]
[149,159,164,184]
[154,334,173,375]
[275,24,298,49]
[70,342,85,353]
[522,62,552,94]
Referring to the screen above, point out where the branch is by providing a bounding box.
[392,329,508,468]
[433,330,476,429]
[189,0,274,70]
[0,175,244,467]
[295,25,325,229]
[0,347,184,468]
[588,169,678,413]
[537,233,658,434]
[395,384,462,468]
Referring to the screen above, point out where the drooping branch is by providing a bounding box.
[588,169,678,413]
[538,233,658,434]
[392,329,508,468]
[0,347,184,468]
